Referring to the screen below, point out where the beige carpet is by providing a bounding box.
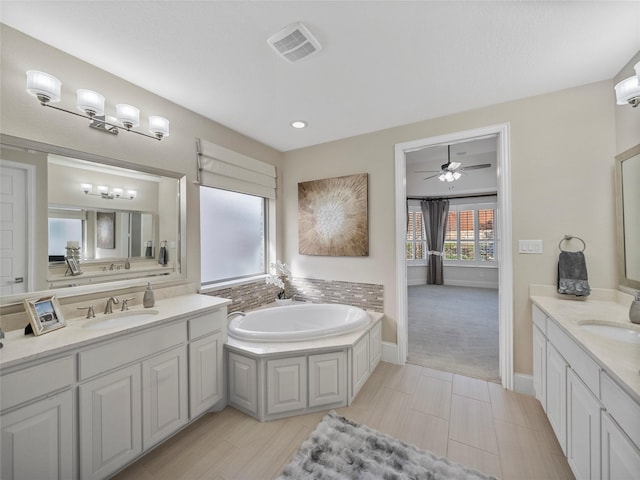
[407,284,500,382]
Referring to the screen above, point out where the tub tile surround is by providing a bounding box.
[0,293,230,369]
[529,284,639,402]
[203,276,384,313]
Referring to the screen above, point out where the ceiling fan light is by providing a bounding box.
[453,171,462,180]
[438,173,446,182]
[26,70,61,103]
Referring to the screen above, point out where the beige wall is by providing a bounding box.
[284,79,618,375]
[0,25,284,292]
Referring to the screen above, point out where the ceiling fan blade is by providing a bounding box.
[414,170,441,173]
[459,163,492,171]
[423,173,441,180]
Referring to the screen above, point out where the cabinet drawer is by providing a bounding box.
[532,305,547,334]
[1,356,75,411]
[547,320,600,397]
[189,308,225,340]
[601,371,640,449]
[79,322,186,380]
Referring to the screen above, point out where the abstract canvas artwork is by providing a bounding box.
[97,211,116,249]
[298,173,369,256]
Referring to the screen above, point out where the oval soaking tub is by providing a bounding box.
[227,303,370,342]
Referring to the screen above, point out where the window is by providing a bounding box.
[444,203,496,265]
[48,218,83,257]
[200,187,267,284]
[406,206,427,265]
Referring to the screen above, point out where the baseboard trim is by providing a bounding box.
[444,280,499,289]
[513,373,534,396]
[382,341,400,364]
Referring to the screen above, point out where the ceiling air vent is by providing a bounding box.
[267,22,322,63]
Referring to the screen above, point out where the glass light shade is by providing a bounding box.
[112,187,123,197]
[148,116,170,139]
[614,75,640,105]
[127,190,137,199]
[116,104,140,128]
[77,89,105,117]
[26,70,61,103]
[81,183,92,194]
[97,185,109,194]
[453,171,462,180]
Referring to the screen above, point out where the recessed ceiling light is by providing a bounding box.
[291,120,307,129]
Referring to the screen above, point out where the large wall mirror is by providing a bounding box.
[0,135,186,306]
[615,143,640,290]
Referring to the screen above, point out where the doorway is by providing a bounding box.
[394,124,514,390]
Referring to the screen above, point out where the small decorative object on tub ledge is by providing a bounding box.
[143,282,155,308]
[266,260,292,303]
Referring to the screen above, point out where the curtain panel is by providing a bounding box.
[421,199,450,285]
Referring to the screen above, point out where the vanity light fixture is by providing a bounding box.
[615,61,640,108]
[81,183,137,200]
[25,70,170,140]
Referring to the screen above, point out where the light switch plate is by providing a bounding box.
[519,240,543,254]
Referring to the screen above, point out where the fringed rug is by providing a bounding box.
[278,411,496,480]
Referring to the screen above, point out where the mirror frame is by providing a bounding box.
[615,143,640,290]
[0,133,187,306]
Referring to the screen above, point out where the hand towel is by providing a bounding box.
[158,244,168,266]
[557,251,590,296]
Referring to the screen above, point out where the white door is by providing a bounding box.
[0,164,28,295]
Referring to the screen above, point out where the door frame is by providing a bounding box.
[394,123,514,390]
[0,158,36,293]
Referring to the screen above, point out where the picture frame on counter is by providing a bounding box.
[65,256,82,276]
[24,295,66,336]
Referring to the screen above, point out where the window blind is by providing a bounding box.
[196,138,277,199]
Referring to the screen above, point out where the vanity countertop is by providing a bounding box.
[0,293,231,370]
[530,286,639,403]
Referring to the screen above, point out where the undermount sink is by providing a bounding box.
[83,310,159,330]
[579,321,640,345]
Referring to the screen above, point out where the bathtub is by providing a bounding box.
[227,303,371,342]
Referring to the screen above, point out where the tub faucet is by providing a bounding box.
[227,311,246,319]
[104,297,119,314]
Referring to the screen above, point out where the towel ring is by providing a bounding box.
[558,234,586,253]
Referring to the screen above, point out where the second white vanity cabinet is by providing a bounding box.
[532,302,640,480]
[0,294,230,480]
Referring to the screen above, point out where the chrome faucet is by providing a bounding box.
[77,305,96,319]
[227,311,246,319]
[109,263,115,271]
[104,297,119,314]
[120,297,135,311]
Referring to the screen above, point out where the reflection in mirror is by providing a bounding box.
[0,135,185,305]
[616,144,640,290]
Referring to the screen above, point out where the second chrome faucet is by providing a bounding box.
[104,296,119,314]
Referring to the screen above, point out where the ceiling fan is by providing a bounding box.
[415,145,491,182]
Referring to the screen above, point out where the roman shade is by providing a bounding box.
[196,138,277,199]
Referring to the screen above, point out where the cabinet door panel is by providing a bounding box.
[79,364,142,480]
[309,352,346,408]
[369,321,382,371]
[228,352,257,415]
[601,412,640,480]
[352,334,370,398]
[546,341,567,455]
[189,333,223,418]
[567,368,602,480]
[143,346,188,449]
[532,324,546,411]
[266,357,307,415]
[1,390,73,480]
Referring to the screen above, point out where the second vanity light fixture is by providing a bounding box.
[615,61,640,108]
[81,183,137,200]
[26,70,170,140]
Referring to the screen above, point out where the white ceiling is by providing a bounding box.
[2,1,639,152]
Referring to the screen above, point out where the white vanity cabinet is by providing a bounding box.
[0,296,230,480]
[0,356,75,480]
[531,303,640,480]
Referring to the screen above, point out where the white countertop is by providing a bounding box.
[0,294,231,370]
[530,287,639,403]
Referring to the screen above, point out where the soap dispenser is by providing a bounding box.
[630,291,640,325]
[143,282,155,308]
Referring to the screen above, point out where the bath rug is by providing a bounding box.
[278,411,496,480]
